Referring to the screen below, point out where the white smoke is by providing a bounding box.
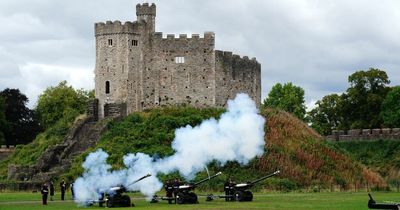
[73,93,265,204]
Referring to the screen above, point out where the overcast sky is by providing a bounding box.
[0,0,399,109]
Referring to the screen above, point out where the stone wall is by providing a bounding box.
[0,145,15,161]
[326,128,400,141]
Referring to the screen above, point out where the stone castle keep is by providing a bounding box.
[94,3,261,118]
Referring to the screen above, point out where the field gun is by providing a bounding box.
[161,171,222,204]
[222,170,280,202]
[102,173,151,208]
[368,194,400,210]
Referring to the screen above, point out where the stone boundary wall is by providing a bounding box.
[0,145,15,161]
[326,128,400,141]
[104,103,127,118]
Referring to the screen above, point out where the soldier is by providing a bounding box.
[164,180,173,204]
[229,179,236,201]
[224,179,231,201]
[172,178,180,204]
[60,178,67,201]
[41,183,49,205]
[49,181,55,201]
[70,183,75,200]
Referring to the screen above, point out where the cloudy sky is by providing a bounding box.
[0,0,399,108]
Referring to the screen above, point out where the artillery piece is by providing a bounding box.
[368,194,400,210]
[162,172,222,204]
[223,170,280,202]
[103,173,151,208]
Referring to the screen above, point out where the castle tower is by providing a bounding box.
[136,3,156,33]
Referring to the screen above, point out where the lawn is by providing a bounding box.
[0,191,399,210]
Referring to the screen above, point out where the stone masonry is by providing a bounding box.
[94,3,261,118]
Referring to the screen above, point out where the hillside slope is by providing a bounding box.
[64,107,383,190]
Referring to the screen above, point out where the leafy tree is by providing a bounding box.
[263,82,307,121]
[0,96,8,145]
[35,81,93,129]
[308,94,342,135]
[0,89,41,146]
[345,68,390,128]
[380,86,400,127]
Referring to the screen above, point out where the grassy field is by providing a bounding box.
[0,191,399,210]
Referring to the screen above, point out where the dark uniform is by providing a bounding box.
[164,180,174,204]
[41,183,49,205]
[49,181,55,201]
[172,179,180,204]
[60,179,67,201]
[70,183,74,200]
[224,179,235,201]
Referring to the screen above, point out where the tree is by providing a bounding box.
[308,94,342,135]
[380,86,400,127]
[0,88,42,146]
[345,68,390,128]
[0,96,8,145]
[35,81,93,129]
[263,82,307,121]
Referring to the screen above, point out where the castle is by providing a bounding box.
[94,3,261,118]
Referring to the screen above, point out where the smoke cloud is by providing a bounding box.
[73,93,265,204]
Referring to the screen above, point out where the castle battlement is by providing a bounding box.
[95,21,139,36]
[152,32,215,45]
[136,3,156,16]
[93,3,261,119]
[215,50,259,64]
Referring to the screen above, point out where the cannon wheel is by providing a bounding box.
[187,192,198,204]
[243,191,253,201]
[120,195,131,207]
[106,198,114,208]
[176,192,186,204]
[234,190,244,202]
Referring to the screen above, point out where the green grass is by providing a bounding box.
[0,192,399,210]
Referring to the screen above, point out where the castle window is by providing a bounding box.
[132,40,138,46]
[105,81,110,94]
[108,39,113,46]
[175,57,185,63]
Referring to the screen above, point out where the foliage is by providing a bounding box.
[308,94,342,135]
[263,82,307,121]
[0,96,7,145]
[380,86,400,127]
[35,81,93,129]
[0,89,41,146]
[345,68,390,129]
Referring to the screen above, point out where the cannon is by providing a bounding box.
[103,173,151,208]
[161,172,222,204]
[221,170,280,202]
[368,194,400,210]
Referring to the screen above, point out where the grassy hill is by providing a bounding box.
[1,106,384,191]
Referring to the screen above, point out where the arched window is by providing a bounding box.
[105,81,110,94]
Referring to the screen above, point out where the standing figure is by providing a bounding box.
[70,183,75,200]
[60,179,67,201]
[49,181,55,201]
[172,178,180,204]
[164,180,173,204]
[41,183,49,205]
[224,179,232,201]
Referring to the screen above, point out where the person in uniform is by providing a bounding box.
[41,183,49,205]
[164,180,174,204]
[60,178,67,201]
[224,178,232,201]
[49,181,55,201]
[172,178,180,204]
[70,183,74,200]
[229,179,236,201]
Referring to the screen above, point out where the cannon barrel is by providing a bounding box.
[249,170,280,185]
[126,173,151,188]
[194,172,222,186]
[368,193,400,209]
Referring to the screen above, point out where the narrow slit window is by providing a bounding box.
[105,81,110,94]
[132,40,138,46]
[108,39,113,46]
[175,57,185,63]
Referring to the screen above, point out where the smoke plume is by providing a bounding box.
[73,93,265,204]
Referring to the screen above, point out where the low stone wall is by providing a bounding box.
[326,128,400,141]
[0,145,15,161]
